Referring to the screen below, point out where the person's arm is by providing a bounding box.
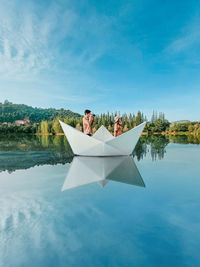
[114,123,119,137]
[114,123,119,132]
[88,115,94,126]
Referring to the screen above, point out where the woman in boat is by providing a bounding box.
[114,116,123,137]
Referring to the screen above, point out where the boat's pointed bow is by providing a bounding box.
[59,120,104,156]
[105,121,146,155]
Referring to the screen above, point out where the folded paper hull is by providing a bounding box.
[59,120,146,156]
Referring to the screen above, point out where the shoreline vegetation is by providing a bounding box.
[34,131,200,137]
[0,133,199,173]
[0,101,200,140]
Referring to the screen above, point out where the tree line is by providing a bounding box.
[0,100,200,136]
[37,111,170,135]
[0,100,80,123]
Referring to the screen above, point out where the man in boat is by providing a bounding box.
[83,109,95,136]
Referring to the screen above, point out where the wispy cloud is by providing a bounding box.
[165,16,200,55]
[0,0,118,109]
[0,0,114,80]
[0,2,53,79]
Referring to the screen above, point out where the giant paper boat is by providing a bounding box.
[59,120,146,156]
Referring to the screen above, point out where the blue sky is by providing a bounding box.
[0,0,200,121]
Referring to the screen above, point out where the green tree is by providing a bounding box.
[136,111,142,125]
[52,119,62,134]
[41,121,49,134]
[154,119,165,132]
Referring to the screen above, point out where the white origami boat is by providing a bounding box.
[59,120,146,156]
[62,156,145,191]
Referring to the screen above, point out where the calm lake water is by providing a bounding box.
[0,135,200,267]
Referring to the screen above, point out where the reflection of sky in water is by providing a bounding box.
[0,144,200,266]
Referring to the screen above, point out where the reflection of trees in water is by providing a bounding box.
[0,134,72,152]
[134,137,148,161]
[40,135,49,148]
[0,151,73,173]
[1,133,199,171]
[169,135,200,144]
[134,135,169,161]
[150,136,169,161]
[0,135,73,172]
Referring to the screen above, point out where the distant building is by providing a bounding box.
[14,117,30,126]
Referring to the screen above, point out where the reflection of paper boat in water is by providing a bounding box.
[59,120,146,156]
[62,156,145,191]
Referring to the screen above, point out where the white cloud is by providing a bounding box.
[165,17,200,54]
[0,0,118,111]
[0,0,114,81]
[0,4,52,79]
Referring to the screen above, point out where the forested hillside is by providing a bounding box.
[0,100,81,123]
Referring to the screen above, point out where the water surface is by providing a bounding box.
[0,135,200,267]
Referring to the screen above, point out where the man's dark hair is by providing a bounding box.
[84,109,91,115]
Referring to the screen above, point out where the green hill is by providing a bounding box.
[0,100,81,123]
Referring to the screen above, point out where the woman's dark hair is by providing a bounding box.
[84,109,91,115]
